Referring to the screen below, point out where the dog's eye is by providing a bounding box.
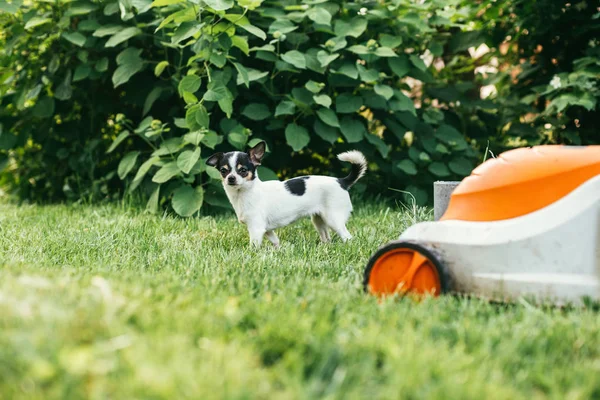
[239,167,247,173]
[220,168,228,174]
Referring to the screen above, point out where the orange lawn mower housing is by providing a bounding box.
[364,145,600,304]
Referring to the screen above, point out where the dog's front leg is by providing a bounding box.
[247,224,266,247]
[265,230,280,248]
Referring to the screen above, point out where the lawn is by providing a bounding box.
[0,202,599,400]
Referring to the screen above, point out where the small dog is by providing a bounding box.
[206,141,367,247]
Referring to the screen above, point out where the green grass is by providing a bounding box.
[0,202,599,400]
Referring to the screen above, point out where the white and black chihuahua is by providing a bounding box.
[206,141,367,247]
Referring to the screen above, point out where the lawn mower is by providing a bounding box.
[364,145,600,305]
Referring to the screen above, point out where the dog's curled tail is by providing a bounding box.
[337,150,367,190]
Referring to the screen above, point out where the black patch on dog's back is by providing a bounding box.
[284,176,309,196]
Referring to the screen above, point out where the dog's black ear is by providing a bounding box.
[206,152,223,167]
[248,141,266,165]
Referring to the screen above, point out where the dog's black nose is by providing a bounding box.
[227,176,236,184]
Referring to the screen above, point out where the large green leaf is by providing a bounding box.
[105,27,142,47]
[172,185,204,217]
[239,68,268,85]
[107,131,130,153]
[397,159,417,175]
[77,19,100,32]
[233,62,249,87]
[143,87,163,116]
[25,17,51,29]
[435,124,467,148]
[146,185,160,214]
[93,25,125,37]
[201,131,223,149]
[227,132,247,150]
[428,162,450,177]
[172,21,202,44]
[55,72,73,101]
[242,103,271,120]
[339,117,366,143]
[112,48,144,88]
[375,47,397,57]
[389,91,416,115]
[178,75,201,95]
[62,32,87,47]
[25,85,42,101]
[317,51,339,67]
[285,123,310,151]
[292,88,315,106]
[204,0,233,11]
[409,54,427,71]
[218,90,234,118]
[449,30,485,53]
[183,92,198,105]
[316,108,340,127]
[232,36,249,55]
[281,51,306,69]
[313,94,332,108]
[335,63,358,79]
[186,104,209,131]
[336,94,362,113]
[365,133,389,158]
[449,157,473,176]
[380,34,403,48]
[388,56,410,78]
[130,156,160,192]
[205,164,222,180]
[269,20,297,34]
[203,83,228,101]
[154,61,168,77]
[155,7,195,32]
[0,1,20,13]
[32,97,55,118]
[118,151,140,179]
[275,101,295,117]
[374,84,394,100]
[152,161,180,183]
[307,7,332,26]
[65,2,99,16]
[183,131,205,146]
[357,65,378,83]
[151,0,184,6]
[334,18,367,38]
[224,14,266,40]
[257,166,278,181]
[347,45,370,55]
[313,120,338,143]
[96,57,109,72]
[152,138,184,156]
[177,147,201,174]
[305,81,323,93]
[73,64,91,82]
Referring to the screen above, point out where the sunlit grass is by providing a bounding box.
[0,203,598,399]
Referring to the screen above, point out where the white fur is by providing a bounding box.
[337,150,367,184]
[221,151,367,247]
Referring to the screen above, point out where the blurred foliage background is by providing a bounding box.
[0,0,598,215]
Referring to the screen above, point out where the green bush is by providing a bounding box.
[1,0,598,214]
[485,1,600,147]
[0,0,148,202]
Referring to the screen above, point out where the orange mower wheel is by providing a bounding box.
[363,241,449,297]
